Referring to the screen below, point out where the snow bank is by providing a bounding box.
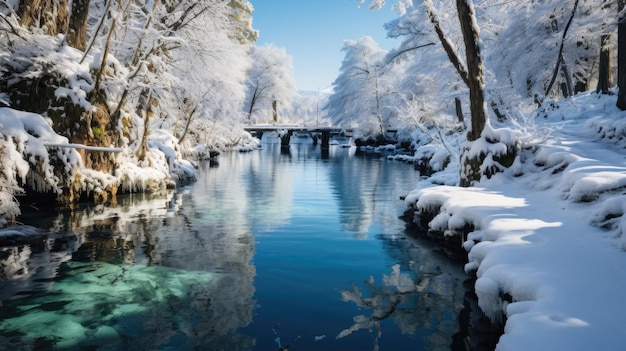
[404,92,626,350]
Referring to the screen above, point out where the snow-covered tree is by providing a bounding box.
[227,0,259,44]
[393,0,489,185]
[286,91,330,127]
[324,36,399,137]
[382,2,466,125]
[244,44,296,124]
[0,0,257,218]
[142,0,254,150]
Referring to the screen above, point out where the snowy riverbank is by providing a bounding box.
[403,91,626,350]
[0,108,197,225]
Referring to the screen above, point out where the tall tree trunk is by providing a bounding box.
[67,0,90,50]
[617,0,626,109]
[272,100,278,124]
[374,73,385,138]
[17,0,41,28]
[457,0,485,142]
[597,34,611,94]
[457,0,490,187]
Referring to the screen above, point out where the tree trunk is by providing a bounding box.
[17,0,41,28]
[457,0,491,187]
[137,92,154,161]
[456,0,485,142]
[560,82,569,98]
[374,73,385,137]
[544,0,580,99]
[617,0,626,110]
[597,34,611,94]
[247,86,258,122]
[67,0,90,50]
[178,102,199,145]
[561,58,574,97]
[455,97,463,123]
[18,0,68,35]
[272,100,278,124]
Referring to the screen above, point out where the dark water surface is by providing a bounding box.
[0,143,481,350]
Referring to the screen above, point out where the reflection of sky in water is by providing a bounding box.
[0,143,488,350]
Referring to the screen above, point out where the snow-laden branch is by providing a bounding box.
[42,143,123,152]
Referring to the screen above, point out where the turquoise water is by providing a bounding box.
[0,143,473,350]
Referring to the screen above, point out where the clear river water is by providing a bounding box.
[0,142,496,350]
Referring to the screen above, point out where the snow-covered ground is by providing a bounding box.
[404,91,626,350]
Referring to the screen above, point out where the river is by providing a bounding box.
[0,142,497,350]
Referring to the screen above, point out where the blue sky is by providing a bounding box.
[251,1,400,92]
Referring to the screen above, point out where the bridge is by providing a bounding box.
[243,126,351,148]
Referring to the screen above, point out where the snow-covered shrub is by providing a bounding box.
[414,144,450,177]
[148,130,196,185]
[460,125,522,186]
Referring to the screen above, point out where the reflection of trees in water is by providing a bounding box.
[346,228,502,351]
[0,186,257,350]
[329,155,377,234]
[226,146,294,230]
[338,264,463,351]
[327,151,419,236]
[0,227,78,301]
[339,231,471,351]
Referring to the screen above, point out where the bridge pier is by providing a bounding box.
[320,131,330,149]
[243,126,364,150]
[280,130,293,148]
